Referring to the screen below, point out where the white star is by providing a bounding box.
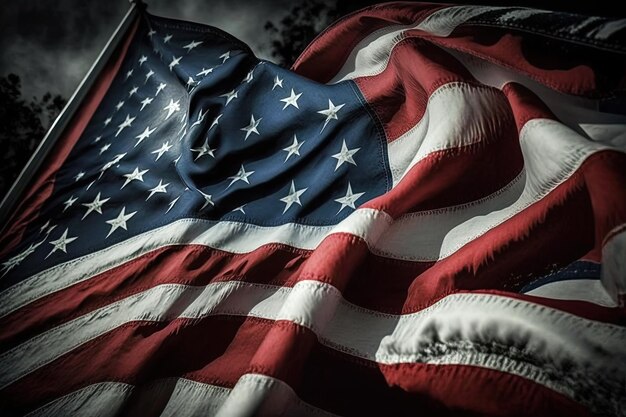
[128,86,138,97]
[125,69,133,80]
[173,154,182,165]
[145,69,154,83]
[74,171,85,182]
[62,195,78,212]
[243,69,254,83]
[99,143,111,155]
[272,75,283,90]
[282,134,304,162]
[209,114,222,130]
[163,34,172,43]
[279,180,307,214]
[45,228,78,259]
[134,125,156,147]
[81,192,110,220]
[191,140,215,160]
[183,40,203,52]
[198,190,214,210]
[163,99,180,119]
[334,182,365,214]
[190,108,207,129]
[115,114,135,137]
[99,153,126,178]
[1,240,44,276]
[39,220,51,234]
[147,29,156,38]
[44,223,57,235]
[219,51,230,63]
[227,165,254,188]
[231,204,246,214]
[140,97,153,111]
[93,135,102,143]
[168,55,182,71]
[121,167,149,189]
[331,139,360,171]
[240,114,261,140]
[103,117,112,127]
[115,100,124,111]
[151,141,173,161]
[86,180,96,190]
[317,99,345,132]
[196,67,214,77]
[186,76,197,89]
[280,89,302,110]
[146,179,169,200]
[155,82,166,96]
[220,89,237,106]
[138,55,147,66]
[166,196,181,213]
[105,207,137,238]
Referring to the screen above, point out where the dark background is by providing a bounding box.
[0,0,622,198]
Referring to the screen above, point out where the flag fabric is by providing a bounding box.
[1,3,626,416]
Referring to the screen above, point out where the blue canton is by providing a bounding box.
[1,14,391,287]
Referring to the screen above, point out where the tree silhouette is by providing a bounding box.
[0,74,66,198]
[264,0,378,67]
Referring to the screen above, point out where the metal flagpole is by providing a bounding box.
[0,0,144,231]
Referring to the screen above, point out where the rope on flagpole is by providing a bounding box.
[0,2,141,232]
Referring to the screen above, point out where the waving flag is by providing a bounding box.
[1,3,625,416]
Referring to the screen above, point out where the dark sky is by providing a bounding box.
[0,0,297,100]
[1,0,623,102]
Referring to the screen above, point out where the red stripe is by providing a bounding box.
[292,3,447,83]
[2,316,590,416]
[3,148,625,352]
[294,2,617,98]
[394,151,626,312]
[0,242,310,352]
[355,37,481,141]
[501,82,557,131]
[0,19,139,259]
[364,128,523,216]
[304,346,592,417]
[418,26,610,97]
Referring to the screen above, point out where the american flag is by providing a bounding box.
[1,3,626,416]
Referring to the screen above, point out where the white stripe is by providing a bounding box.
[593,18,626,40]
[28,376,334,417]
[378,118,610,260]
[443,48,626,149]
[416,5,506,37]
[386,82,512,185]
[328,24,410,83]
[3,280,625,414]
[496,9,550,23]
[329,11,626,150]
[524,279,617,307]
[603,226,626,305]
[0,208,391,318]
[217,374,336,417]
[329,6,503,83]
[26,382,133,417]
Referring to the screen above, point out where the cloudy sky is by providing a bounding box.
[0,0,299,100]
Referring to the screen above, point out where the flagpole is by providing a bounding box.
[0,0,144,231]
